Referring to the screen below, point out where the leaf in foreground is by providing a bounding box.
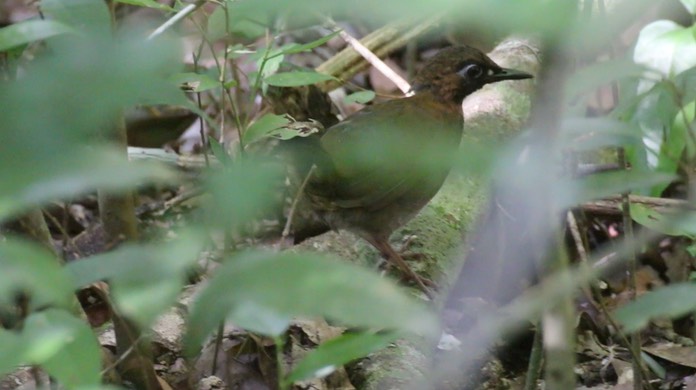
[616,283,696,333]
[185,251,438,354]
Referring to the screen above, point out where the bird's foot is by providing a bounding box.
[399,235,426,261]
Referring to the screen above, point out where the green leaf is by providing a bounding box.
[206,3,267,40]
[265,71,335,87]
[115,0,173,10]
[204,158,283,230]
[0,329,23,377]
[170,72,220,92]
[287,331,398,383]
[66,230,205,327]
[185,251,438,355]
[42,0,112,38]
[0,30,183,221]
[344,90,376,105]
[22,309,102,387]
[276,31,341,56]
[0,148,175,221]
[208,137,231,166]
[634,20,696,81]
[0,20,76,52]
[242,113,290,145]
[565,171,676,207]
[652,100,696,195]
[560,117,642,151]
[631,204,696,237]
[566,58,645,98]
[0,238,74,311]
[681,0,696,14]
[616,283,696,333]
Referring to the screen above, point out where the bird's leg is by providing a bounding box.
[366,236,436,297]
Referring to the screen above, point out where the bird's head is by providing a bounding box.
[412,46,533,104]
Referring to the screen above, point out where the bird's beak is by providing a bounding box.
[488,68,534,83]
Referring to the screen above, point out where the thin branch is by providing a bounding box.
[323,18,412,95]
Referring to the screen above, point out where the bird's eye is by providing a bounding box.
[462,64,484,79]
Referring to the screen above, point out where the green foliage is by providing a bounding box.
[344,90,376,105]
[265,71,336,87]
[66,230,206,328]
[5,0,696,387]
[616,283,696,333]
[0,309,102,387]
[0,20,76,52]
[287,331,399,383]
[185,250,438,355]
[243,113,291,145]
[0,239,74,311]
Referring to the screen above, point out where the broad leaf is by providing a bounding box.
[42,0,112,38]
[204,158,284,230]
[631,204,696,237]
[287,331,399,383]
[22,309,102,387]
[345,90,376,105]
[66,230,205,327]
[617,283,696,333]
[265,71,335,87]
[170,72,220,92]
[242,113,291,145]
[0,238,74,311]
[185,251,438,354]
[681,0,696,14]
[0,20,75,52]
[115,0,173,10]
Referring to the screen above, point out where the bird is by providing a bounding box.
[299,46,533,295]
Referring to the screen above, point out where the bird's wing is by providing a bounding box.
[308,97,461,211]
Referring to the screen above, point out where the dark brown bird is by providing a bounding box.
[303,46,533,295]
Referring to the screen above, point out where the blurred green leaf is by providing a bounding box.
[42,0,112,38]
[616,283,696,333]
[560,117,642,151]
[243,113,291,145]
[344,91,376,105]
[207,2,267,40]
[0,29,183,221]
[0,238,74,311]
[275,31,341,57]
[224,301,291,336]
[681,0,696,14]
[567,171,675,207]
[634,20,696,81]
[116,0,173,10]
[265,71,335,87]
[0,331,23,377]
[208,137,231,166]
[566,58,645,98]
[185,250,438,355]
[205,158,283,230]
[652,100,696,195]
[674,65,696,103]
[0,20,76,52]
[0,149,175,222]
[631,204,696,237]
[22,309,102,387]
[287,331,398,383]
[66,230,205,328]
[170,72,220,92]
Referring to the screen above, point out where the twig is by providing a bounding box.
[324,18,411,95]
[581,194,694,215]
[280,165,317,244]
[147,1,205,40]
